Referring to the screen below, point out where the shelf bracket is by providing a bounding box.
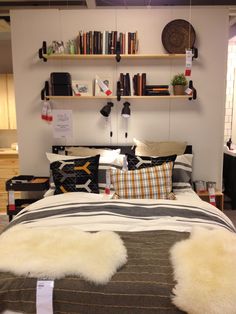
[117,81,121,101]
[116,53,121,62]
[38,41,47,62]
[41,81,49,100]
[115,41,121,62]
[188,80,197,100]
[192,47,198,59]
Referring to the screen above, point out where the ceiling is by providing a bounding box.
[0,0,236,12]
[0,0,235,33]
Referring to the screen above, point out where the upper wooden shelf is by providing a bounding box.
[46,95,192,100]
[42,53,186,61]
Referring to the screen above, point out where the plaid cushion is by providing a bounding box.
[110,162,173,199]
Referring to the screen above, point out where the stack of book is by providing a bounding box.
[133,73,146,96]
[119,73,131,96]
[118,72,146,96]
[118,73,170,97]
[145,85,170,96]
[76,31,138,55]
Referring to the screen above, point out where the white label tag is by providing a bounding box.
[208,187,216,206]
[208,187,215,196]
[185,87,193,95]
[36,280,54,314]
[185,49,193,76]
[8,190,15,211]
[105,169,111,194]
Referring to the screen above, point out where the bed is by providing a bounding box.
[0,144,235,314]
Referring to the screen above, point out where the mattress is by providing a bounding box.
[0,190,234,314]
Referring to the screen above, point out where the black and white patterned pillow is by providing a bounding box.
[50,155,100,194]
[126,153,193,191]
[127,154,177,170]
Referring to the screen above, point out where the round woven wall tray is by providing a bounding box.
[161,19,196,54]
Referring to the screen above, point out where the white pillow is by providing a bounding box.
[133,138,187,157]
[46,152,123,165]
[65,147,121,162]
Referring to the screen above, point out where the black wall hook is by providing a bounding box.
[38,41,47,62]
[192,47,198,59]
[189,80,197,100]
[41,81,49,100]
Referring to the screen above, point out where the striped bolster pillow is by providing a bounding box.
[171,154,193,190]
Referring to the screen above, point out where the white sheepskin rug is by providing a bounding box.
[0,226,127,284]
[170,227,236,314]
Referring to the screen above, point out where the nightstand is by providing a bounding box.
[196,190,224,211]
[6,175,49,221]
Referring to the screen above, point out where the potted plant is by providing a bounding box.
[171,73,188,95]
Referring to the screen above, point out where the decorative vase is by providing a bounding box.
[173,85,185,95]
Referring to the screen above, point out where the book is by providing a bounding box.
[95,75,113,96]
[72,80,93,96]
[141,73,146,96]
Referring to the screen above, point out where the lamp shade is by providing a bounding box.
[121,102,131,118]
[100,102,114,117]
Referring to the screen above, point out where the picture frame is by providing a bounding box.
[72,80,93,96]
[95,76,113,96]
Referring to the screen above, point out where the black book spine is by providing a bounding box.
[108,32,112,54]
[141,73,146,96]
[133,74,138,96]
[126,73,131,96]
[79,31,83,55]
[120,73,124,96]
[86,32,90,54]
[114,31,117,54]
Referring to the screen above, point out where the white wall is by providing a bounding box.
[10,7,228,188]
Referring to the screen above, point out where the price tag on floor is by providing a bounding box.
[36,280,54,314]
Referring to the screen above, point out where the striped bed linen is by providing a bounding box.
[5,192,235,233]
[0,191,235,313]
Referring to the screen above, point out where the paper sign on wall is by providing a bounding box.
[52,110,73,139]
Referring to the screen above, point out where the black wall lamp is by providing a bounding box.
[100,102,114,138]
[100,102,114,117]
[121,102,131,118]
[121,102,131,138]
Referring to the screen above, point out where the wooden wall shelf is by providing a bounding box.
[46,95,192,100]
[42,53,186,61]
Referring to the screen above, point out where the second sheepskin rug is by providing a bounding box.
[170,227,236,314]
[0,225,127,284]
